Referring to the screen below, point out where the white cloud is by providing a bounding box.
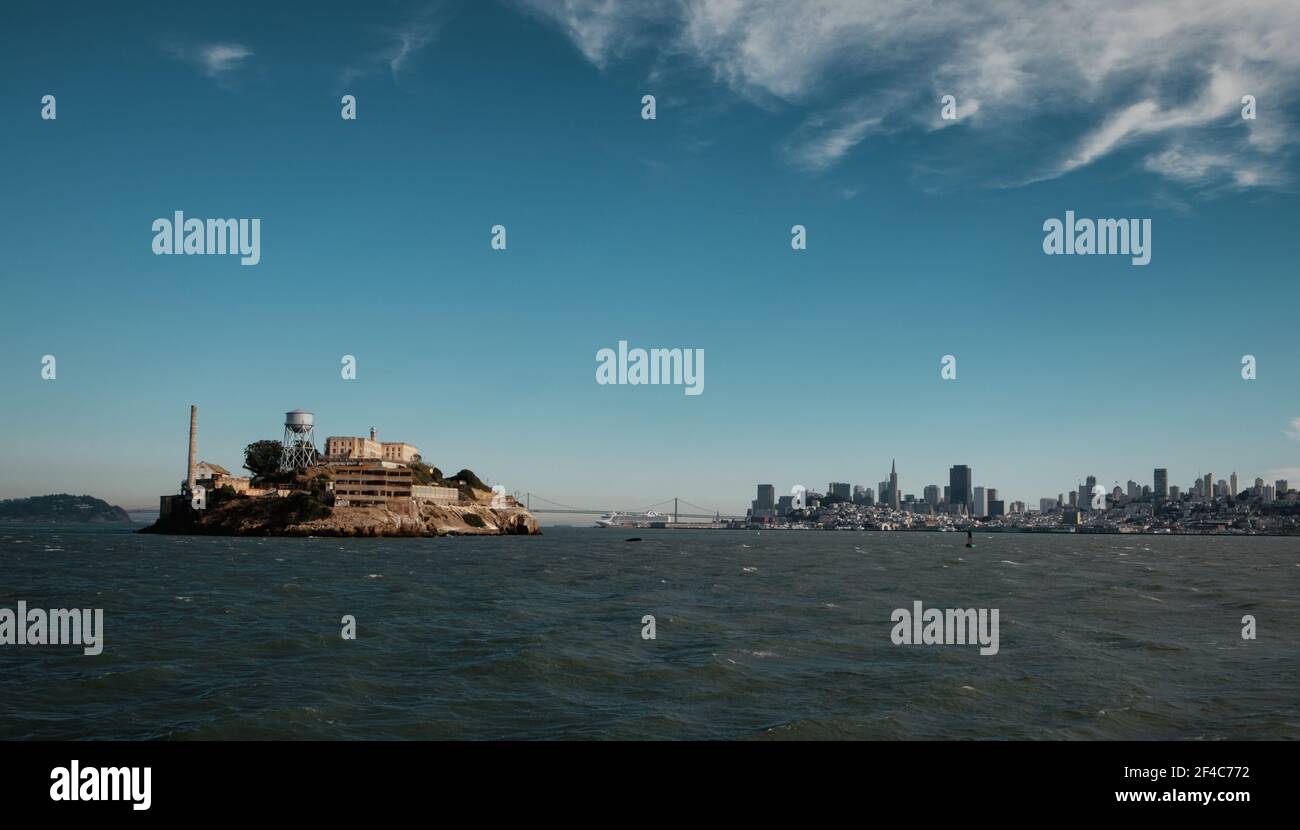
[524,0,1300,184]
[200,44,253,77]
[168,41,253,80]
[784,113,881,170]
[1284,418,1300,441]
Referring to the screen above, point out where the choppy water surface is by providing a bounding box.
[1,525,1296,739]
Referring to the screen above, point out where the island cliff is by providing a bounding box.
[140,497,539,537]
[140,476,540,538]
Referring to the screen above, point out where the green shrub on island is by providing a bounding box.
[462,512,486,528]
[271,491,331,524]
[243,440,284,479]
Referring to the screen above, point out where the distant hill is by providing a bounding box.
[0,494,132,523]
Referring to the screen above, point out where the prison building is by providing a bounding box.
[332,463,414,509]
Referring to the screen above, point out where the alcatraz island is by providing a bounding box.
[141,406,540,537]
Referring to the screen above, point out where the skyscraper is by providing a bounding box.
[949,465,972,509]
[829,482,851,501]
[1154,468,1168,501]
[1204,473,1213,501]
[923,484,940,506]
[888,459,900,510]
[1230,472,1238,497]
[1081,475,1097,510]
[971,486,988,517]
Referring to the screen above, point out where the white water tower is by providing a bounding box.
[280,409,318,472]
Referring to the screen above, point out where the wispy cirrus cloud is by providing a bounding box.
[167,41,254,80]
[522,0,1300,188]
[340,5,445,84]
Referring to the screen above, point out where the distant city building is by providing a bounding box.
[1126,480,1138,500]
[1263,485,1276,503]
[829,482,851,501]
[777,495,794,516]
[751,484,776,519]
[1169,485,1181,501]
[1039,497,1057,513]
[923,484,940,506]
[949,465,972,508]
[1276,479,1289,495]
[1009,500,1025,514]
[888,459,900,510]
[988,500,1005,517]
[971,486,988,517]
[1230,472,1238,497]
[1154,468,1168,500]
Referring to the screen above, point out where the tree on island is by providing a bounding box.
[243,440,284,479]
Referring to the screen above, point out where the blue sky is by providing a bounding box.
[1,0,1298,512]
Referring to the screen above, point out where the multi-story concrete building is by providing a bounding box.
[382,442,420,463]
[326,433,381,460]
[332,462,414,509]
[326,427,419,464]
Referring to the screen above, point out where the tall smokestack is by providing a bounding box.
[370,426,377,441]
[186,405,198,494]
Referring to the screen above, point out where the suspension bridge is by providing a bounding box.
[518,493,745,522]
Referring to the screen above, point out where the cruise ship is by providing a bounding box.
[595,510,672,528]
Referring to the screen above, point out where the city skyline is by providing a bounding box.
[746,460,1293,520]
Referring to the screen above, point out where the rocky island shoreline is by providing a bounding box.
[140,492,540,537]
